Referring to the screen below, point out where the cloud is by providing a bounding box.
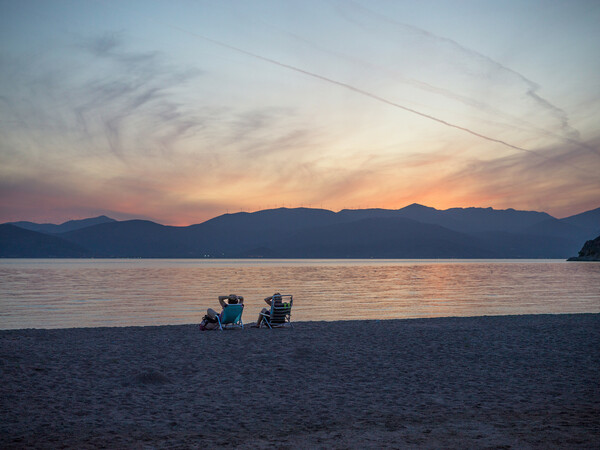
[147,0,600,166]
[337,1,584,140]
[391,136,600,216]
[2,2,598,224]
[0,32,206,164]
[154,23,545,158]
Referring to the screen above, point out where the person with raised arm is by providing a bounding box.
[199,294,244,330]
[253,292,282,328]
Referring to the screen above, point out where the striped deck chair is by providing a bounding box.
[216,304,244,330]
[259,295,293,328]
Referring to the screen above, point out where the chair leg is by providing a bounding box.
[258,313,271,329]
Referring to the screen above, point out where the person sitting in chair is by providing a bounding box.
[199,294,243,330]
[254,292,283,328]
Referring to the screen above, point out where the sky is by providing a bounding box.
[1,0,599,225]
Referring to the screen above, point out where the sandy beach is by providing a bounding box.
[1,314,598,449]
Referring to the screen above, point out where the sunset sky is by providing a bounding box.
[1,0,599,225]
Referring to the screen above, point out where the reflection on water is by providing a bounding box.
[1,259,598,329]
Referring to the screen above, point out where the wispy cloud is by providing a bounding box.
[143,1,599,166]
[339,1,584,141]
[1,1,598,224]
[0,32,205,163]
[381,137,600,216]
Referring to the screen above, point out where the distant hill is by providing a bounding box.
[9,215,116,234]
[241,217,496,258]
[0,224,91,257]
[1,205,598,258]
[182,208,343,255]
[354,203,555,233]
[568,235,600,261]
[560,207,600,235]
[59,220,193,258]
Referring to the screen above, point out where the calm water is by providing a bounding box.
[0,259,598,329]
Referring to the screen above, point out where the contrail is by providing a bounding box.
[339,0,599,158]
[248,18,598,157]
[166,23,544,157]
[342,1,577,136]
[104,1,592,164]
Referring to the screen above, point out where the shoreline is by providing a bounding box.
[2,310,598,332]
[2,313,599,448]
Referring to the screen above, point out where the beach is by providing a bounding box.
[1,314,599,449]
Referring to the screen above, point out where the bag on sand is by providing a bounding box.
[199,314,218,331]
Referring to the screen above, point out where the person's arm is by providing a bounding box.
[264,296,272,306]
[218,296,228,308]
[238,296,244,304]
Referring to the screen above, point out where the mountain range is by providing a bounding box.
[1,204,599,258]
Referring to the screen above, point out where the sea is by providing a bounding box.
[0,259,598,330]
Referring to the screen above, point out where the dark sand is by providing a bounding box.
[1,314,599,448]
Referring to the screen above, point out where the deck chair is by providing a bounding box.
[259,295,293,328]
[216,304,244,330]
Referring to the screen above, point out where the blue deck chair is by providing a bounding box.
[216,304,244,330]
[259,295,293,328]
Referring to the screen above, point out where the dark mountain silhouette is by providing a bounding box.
[334,204,556,234]
[468,231,580,259]
[60,220,194,258]
[9,215,116,234]
[181,208,343,256]
[567,235,600,261]
[521,218,582,237]
[0,224,91,257]
[560,207,600,235]
[394,204,553,233]
[242,217,495,258]
[199,207,340,232]
[442,207,553,232]
[2,205,598,258]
